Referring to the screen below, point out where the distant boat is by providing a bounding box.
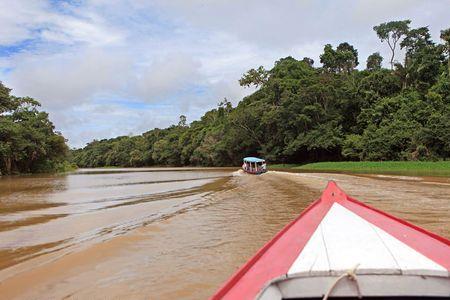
[242,157,267,174]
[211,181,450,299]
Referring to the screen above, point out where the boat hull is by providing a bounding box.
[242,168,267,175]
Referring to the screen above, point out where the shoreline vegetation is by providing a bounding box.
[271,161,450,177]
[0,162,77,176]
[2,19,450,175]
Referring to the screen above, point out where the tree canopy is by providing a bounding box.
[0,82,69,174]
[320,42,358,73]
[366,52,383,71]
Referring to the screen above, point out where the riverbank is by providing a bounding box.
[271,161,450,177]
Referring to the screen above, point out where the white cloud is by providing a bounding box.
[0,0,49,44]
[152,0,449,65]
[1,0,449,147]
[136,54,202,102]
[59,102,177,148]
[0,0,123,46]
[40,15,123,46]
[9,48,132,108]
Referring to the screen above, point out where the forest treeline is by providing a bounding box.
[68,20,448,167]
[0,83,69,174]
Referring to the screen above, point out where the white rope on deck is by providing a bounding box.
[323,264,362,300]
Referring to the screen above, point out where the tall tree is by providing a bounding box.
[401,27,432,56]
[400,26,441,90]
[373,20,411,69]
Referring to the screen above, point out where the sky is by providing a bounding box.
[0,0,449,148]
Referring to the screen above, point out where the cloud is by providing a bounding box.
[59,102,177,148]
[136,54,202,102]
[152,0,449,64]
[1,0,449,147]
[8,48,132,108]
[0,0,123,46]
[0,0,49,45]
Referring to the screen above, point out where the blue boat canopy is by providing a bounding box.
[243,157,265,163]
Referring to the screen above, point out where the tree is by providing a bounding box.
[401,27,432,56]
[400,26,441,90]
[320,44,338,72]
[366,52,383,70]
[217,98,233,117]
[0,85,69,174]
[336,42,359,72]
[320,43,358,73]
[0,82,14,113]
[373,20,411,69]
[178,115,187,127]
[302,57,314,67]
[441,28,450,74]
[239,66,269,88]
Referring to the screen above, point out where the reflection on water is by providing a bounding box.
[0,168,449,299]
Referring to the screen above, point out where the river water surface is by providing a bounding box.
[0,168,449,299]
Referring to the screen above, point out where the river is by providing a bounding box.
[0,168,449,299]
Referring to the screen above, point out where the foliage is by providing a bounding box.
[320,43,358,73]
[238,66,269,88]
[72,20,450,168]
[373,20,411,68]
[0,82,69,174]
[441,28,450,75]
[366,52,383,71]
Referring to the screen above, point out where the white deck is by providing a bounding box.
[288,203,447,276]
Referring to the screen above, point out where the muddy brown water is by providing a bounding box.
[0,168,449,299]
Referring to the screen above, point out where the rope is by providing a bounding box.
[323,264,362,300]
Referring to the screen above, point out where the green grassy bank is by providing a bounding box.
[271,161,450,177]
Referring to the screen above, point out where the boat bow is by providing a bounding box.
[211,181,450,299]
